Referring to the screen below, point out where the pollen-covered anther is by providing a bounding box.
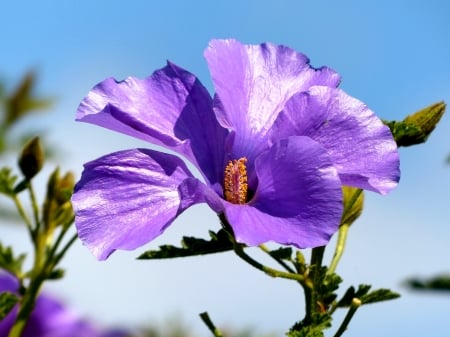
[224,157,248,204]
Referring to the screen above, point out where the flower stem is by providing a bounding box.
[27,182,41,236]
[333,298,361,337]
[12,195,33,238]
[258,244,296,273]
[8,276,44,337]
[233,243,304,282]
[303,246,326,323]
[199,312,224,337]
[219,213,304,282]
[327,223,350,275]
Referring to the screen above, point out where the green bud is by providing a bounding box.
[386,101,446,147]
[341,186,364,226]
[54,171,75,204]
[403,101,446,144]
[43,168,75,232]
[18,137,44,180]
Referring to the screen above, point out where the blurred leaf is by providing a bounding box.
[0,167,18,197]
[384,101,446,147]
[0,243,26,277]
[138,229,234,259]
[0,292,18,320]
[4,71,53,128]
[406,274,450,291]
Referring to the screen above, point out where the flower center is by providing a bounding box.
[224,157,248,204]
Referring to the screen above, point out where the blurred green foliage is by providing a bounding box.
[0,71,53,155]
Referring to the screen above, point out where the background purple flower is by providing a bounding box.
[72,39,400,260]
[0,272,131,337]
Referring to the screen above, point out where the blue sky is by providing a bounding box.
[2,1,450,336]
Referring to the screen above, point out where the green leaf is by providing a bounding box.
[289,313,332,337]
[0,292,18,320]
[268,247,293,260]
[138,229,234,259]
[360,288,400,304]
[0,243,26,277]
[47,268,65,280]
[0,167,18,196]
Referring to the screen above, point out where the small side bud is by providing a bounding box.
[18,137,44,180]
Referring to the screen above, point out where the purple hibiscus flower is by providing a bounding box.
[0,272,131,337]
[72,39,400,260]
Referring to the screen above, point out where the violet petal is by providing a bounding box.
[272,86,400,194]
[205,39,341,163]
[72,148,204,260]
[76,62,227,186]
[225,136,343,248]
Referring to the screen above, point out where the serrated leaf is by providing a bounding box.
[360,288,400,304]
[0,167,18,196]
[354,284,372,298]
[0,292,18,319]
[138,229,234,259]
[268,247,293,260]
[289,313,332,337]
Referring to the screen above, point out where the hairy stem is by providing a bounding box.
[333,298,361,337]
[199,312,224,337]
[327,224,350,275]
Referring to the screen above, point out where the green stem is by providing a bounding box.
[327,223,350,275]
[258,244,296,274]
[27,182,41,236]
[219,213,304,282]
[12,195,33,237]
[233,243,304,282]
[333,298,361,337]
[303,246,326,323]
[52,232,78,266]
[46,216,74,261]
[199,312,224,337]
[8,276,44,337]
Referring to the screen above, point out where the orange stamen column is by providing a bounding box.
[224,157,248,204]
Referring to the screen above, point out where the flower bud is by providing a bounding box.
[341,186,364,226]
[18,136,44,180]
[397,101,446,147]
